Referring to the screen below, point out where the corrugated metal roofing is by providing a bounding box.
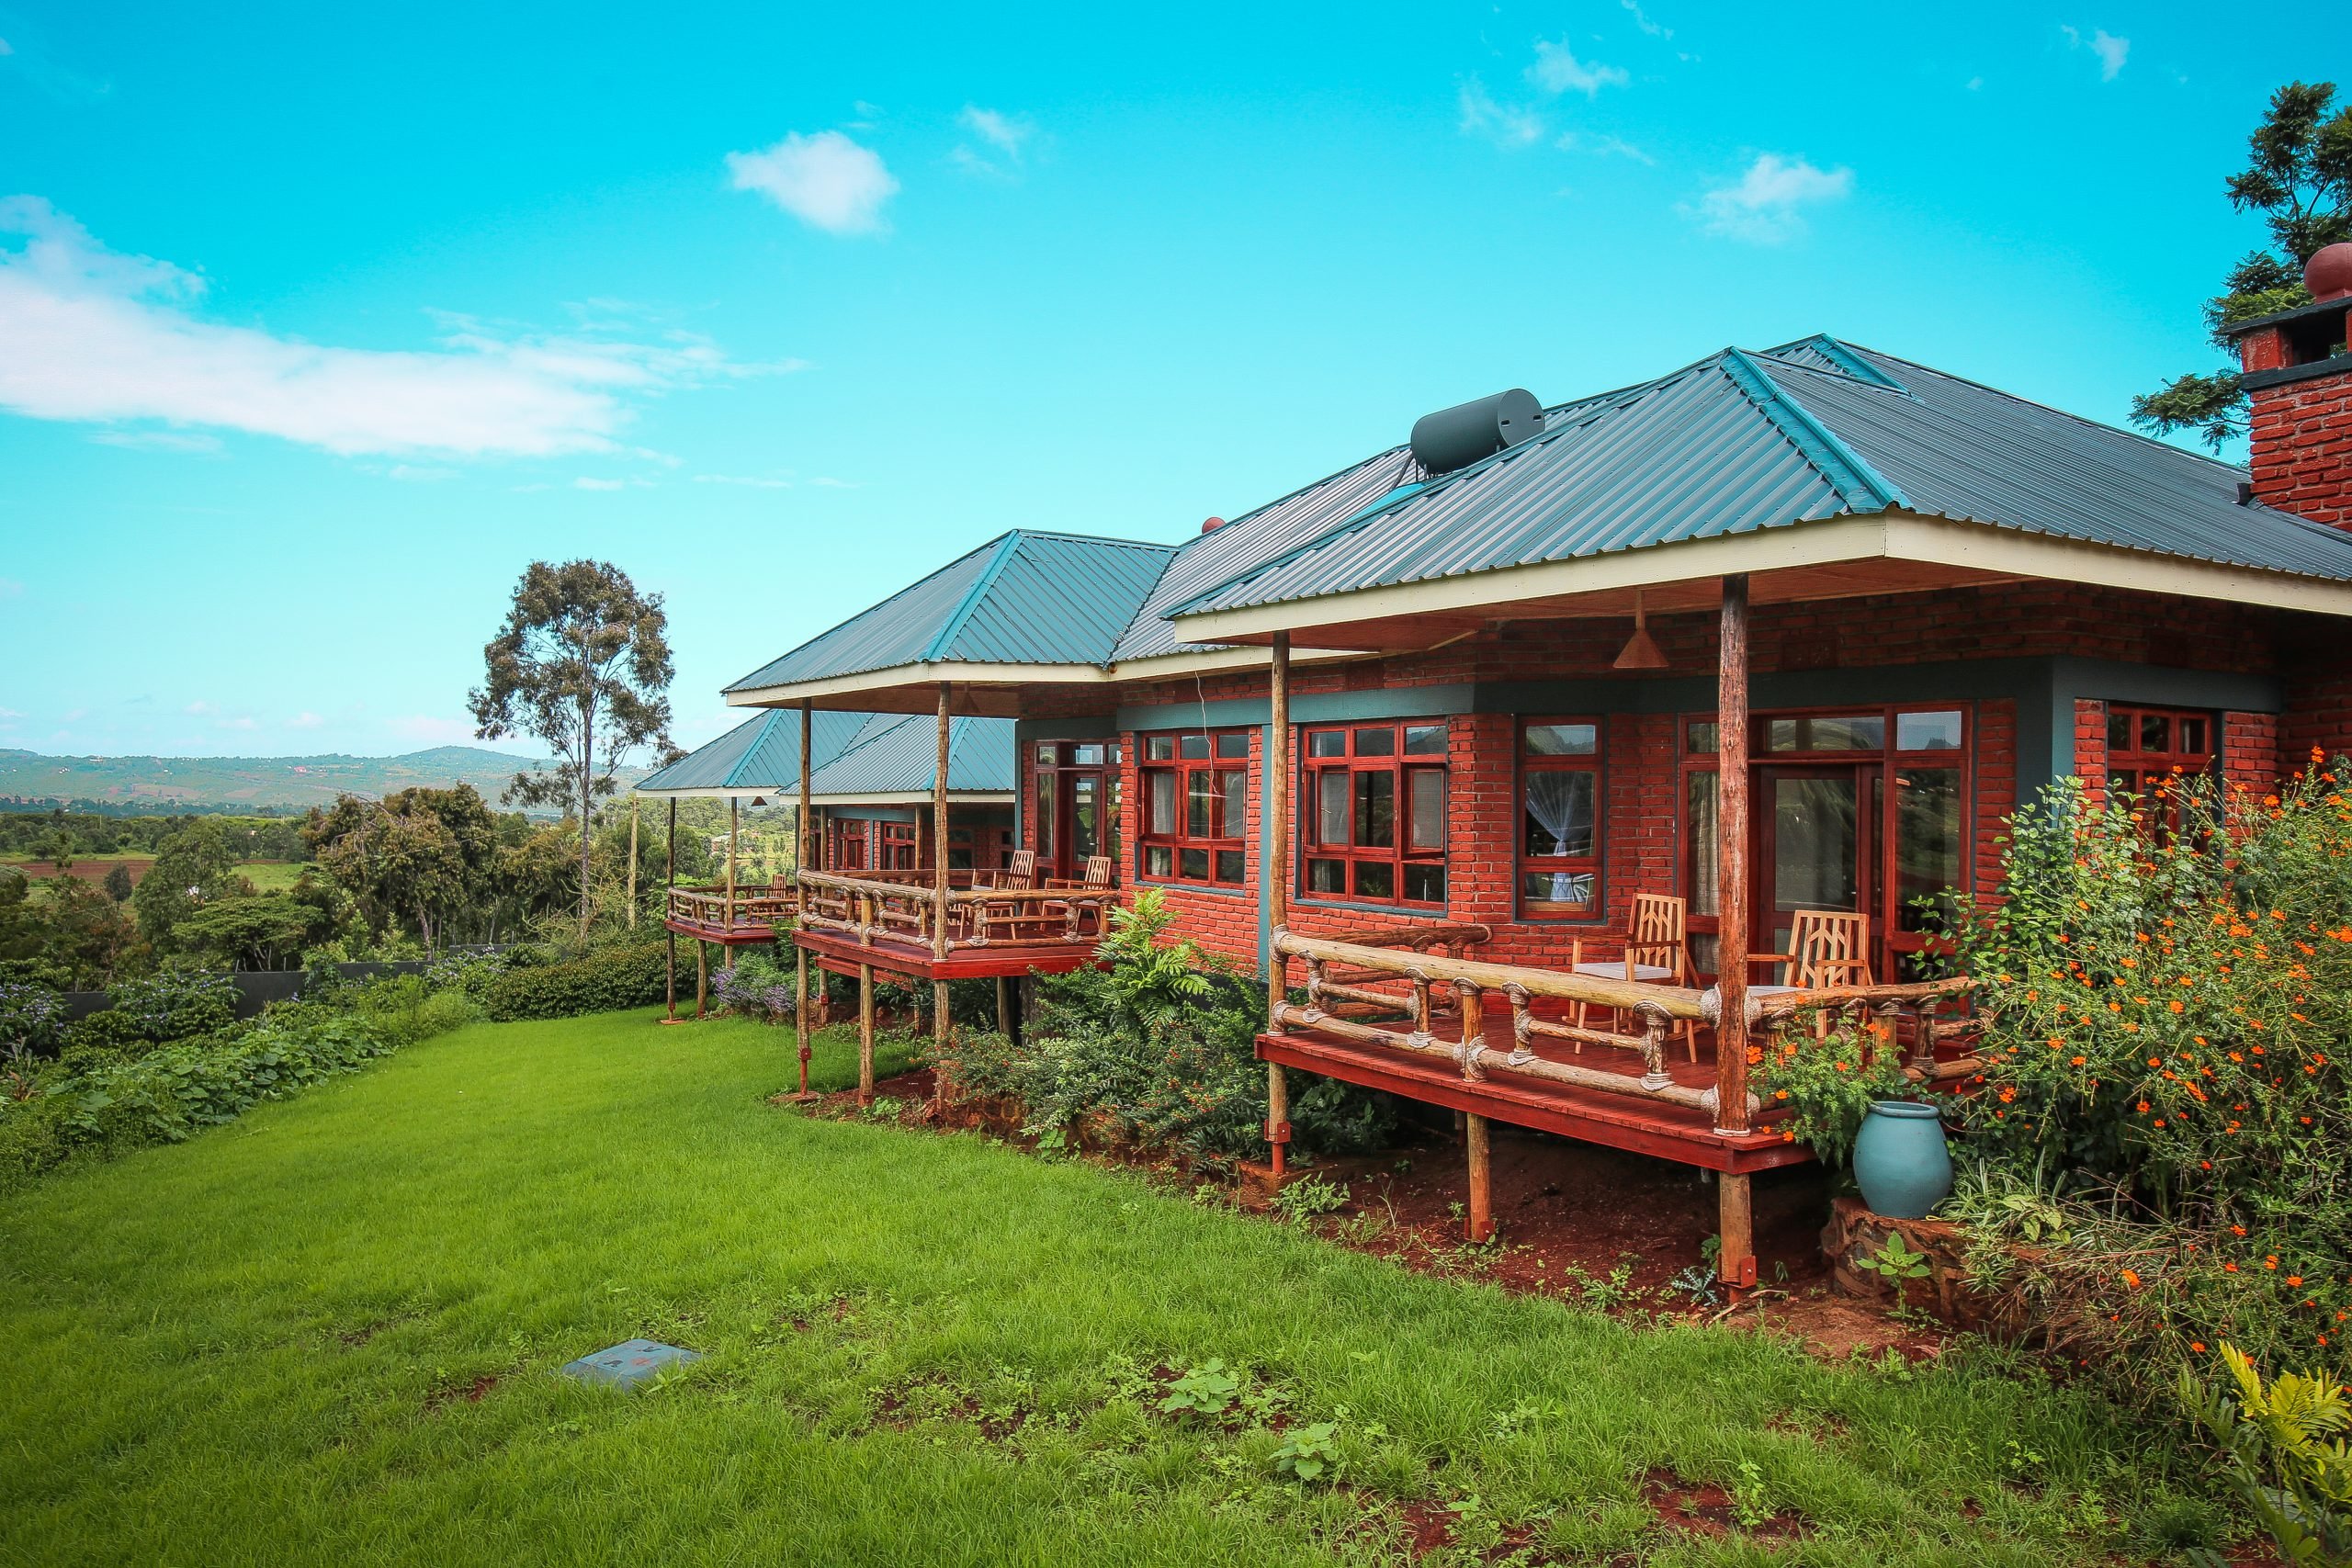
[1167,335,2352,619]
[635,710,1013,796]
[724,530,1176,692]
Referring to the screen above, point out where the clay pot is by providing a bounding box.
[2307,242,2352,304]
[1852,1100,1952,1219]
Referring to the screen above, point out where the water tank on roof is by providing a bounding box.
[1409,389,1543,475]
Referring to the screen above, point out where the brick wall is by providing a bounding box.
[2282,671,2352,775]
[2223,712,2281,789]
[2073,698,2108,798]
[2247,371,2352,531]
[1976,699,2018,901]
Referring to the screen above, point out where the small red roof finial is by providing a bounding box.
[2307,242,2352,304]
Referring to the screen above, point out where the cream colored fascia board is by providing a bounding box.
[722,644,1353,708]
[1167,510,2352,643]
[632,785,1015,805]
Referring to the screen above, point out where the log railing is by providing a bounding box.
[666,884,795,937]
[1270,929,1981,1127]
[796,868,1120,952]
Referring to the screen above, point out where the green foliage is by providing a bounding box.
[172,891,330,972]
[1269,1421,1341,1484]
[130,819,239,946]
[71,969,240,1054]
[1269,1175,1351,1225]
[0,981,66,1057]
[304,784,504,950]
[100,863,133,904]
[2178,1343,2352,1563]
[2136,81,2352,448]
[1857,1233,1934,1282]
[712,948,796,1022]
[481,942,666,1021]
[1156,1359,1240,1419]
[1751,1016,1914,1162]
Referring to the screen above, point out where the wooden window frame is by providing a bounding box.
[1138,728,1250,888]
[1298,720,1449,909]
[1030,739,1124,882]
[877,820,918,871]
[2104,703,2217,834]
[1516,717,1604,920]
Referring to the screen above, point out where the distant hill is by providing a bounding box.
[0,747,652,816]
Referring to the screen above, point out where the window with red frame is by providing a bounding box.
[2106,704,2215,831]
[1139,729,1250,886]
[1301,722,1447,906]
[1519,719,1602,917]
[877,821,918,870]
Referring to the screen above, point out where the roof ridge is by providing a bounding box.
[722,534,1012,692]
[1717,348,1909,513]
[1758,334,1911,392]
[1010,527,1182,554]
[921,532,1030,663]
[721,709,792,790]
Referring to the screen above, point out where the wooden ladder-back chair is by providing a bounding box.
[1569,892,1699,1061]
[979,849,1037,891]
[1750,908,1875,1036]
[1040,854,1116,940]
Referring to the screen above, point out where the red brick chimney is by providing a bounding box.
[2226,243,2352,528]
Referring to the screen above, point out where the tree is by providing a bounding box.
[467,560,678,942]
[101,863,134,903]
[130,819,239,948]
[2135,82,2352,449]
[175,893,327,971]
[304,786,499,950]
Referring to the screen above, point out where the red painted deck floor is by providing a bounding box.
[1259,1028,1813,1175]
[790,925,1104,982]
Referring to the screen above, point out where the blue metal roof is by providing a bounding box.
[1165,336,2352,621]
[636,710,1013,796]
[725,530,1177,692]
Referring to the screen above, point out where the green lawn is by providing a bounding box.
[0,1010,2218,1565]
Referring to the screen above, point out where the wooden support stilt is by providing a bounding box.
[1714,573,1758,1291]
[857,962,876,1106]
[627,796,639,930]
[1264,631,1293,1178]
[659,797,683,1024]
[726,796,739,934]
[664,927,676,1022]
[695,939,707,1020]
[1464,1112,1493,1244]
[794,697,815,1093]
[995,976,1011,1038]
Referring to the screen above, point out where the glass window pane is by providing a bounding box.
[1408,769,1445,851]
[1306,858,1346,894]
[1522,770,1594,858]
[1687,771,1719,917]
[1071,776,1100,860]
[2178,716,2208,756]
[1215,849,1245,885]
[1805,715,1885,750]
[1105,778,1122,863]
[1403,863,1445,903]
[1220,770,1247,840]
[1073,744,1105,765]
[1308,730,1347,758]
[1353,727,1395,756]
[1186,772,1216,838]
[1109,741,1125,765]
[1688,721,1719,754]
[1146,735,1175,761]
[1354,771,1395,848]
[1896,767,1962,933]
[1216,731,1249,758]
[2108,709,2132,751]
[1146,844,1172,877]
[1524,722,1598,757]
[1314,772,1348,844]
[1767,718,1799,751]
[1148,771,1177,835]
[1035,743,1058,764]
[1179,733,1210,760]
[1354,861,1395,900]
[1036,771,1056,855]
[1521,869,1595,908]
[2141,713,2169,752]
[1179,846,1209,880]
[1404,724,1446,755]
[1895,710,1962,751]
[1771,776,1859,912]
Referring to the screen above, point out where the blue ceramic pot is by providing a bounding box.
[1851,1100,1952,1219]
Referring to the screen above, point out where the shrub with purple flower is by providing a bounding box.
[713,950,797,1023]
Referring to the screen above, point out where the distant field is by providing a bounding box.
[233,862,306,891]
[0,857,306,892]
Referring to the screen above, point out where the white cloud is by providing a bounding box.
[1620,1,1668,38]
[1527,39,1629,96]
[285,712,324,730]
[0,197,772,457]
[727,130,899,234]
[385,463,456,481]
[0,38,13,55]
[1555,130,1654,164]
[693,472,793,489]
[1457,76,1544,148]
[0,578,23,599]
[2062,26,2128,81]
[89,428,221,453]
[217,716,257,731]
[1690,152,1852,243]
[572,477,627,491]
[185,700,214,715]
[959,106,1031,160]
[1966,75,1984,91]
[808,476,859,489]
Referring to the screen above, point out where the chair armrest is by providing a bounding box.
[1747,952,1793,966]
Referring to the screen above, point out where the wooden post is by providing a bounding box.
[795,699,813,1096]
[932,682,953,1055]
[1464,1114,1493,1244]
[857,962,876,1105]
[695,939,707,1021]
[627,795,639,929]
[1264,631,1292,1177]
[1714,572,1756,1289]
[996,976,1011,1037]
[662,798,679,1024]
[727,796,739,935]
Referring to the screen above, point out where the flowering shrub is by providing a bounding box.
[61,969,240,1056]
[0,982,67,1058]
[713,949,797,1023]
[1752,1017,1913,1161]
[1938,758,2352,1392]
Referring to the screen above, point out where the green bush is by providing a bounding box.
[481,942,667,1021]
[62,969,239,1056]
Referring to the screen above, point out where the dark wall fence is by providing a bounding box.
[53,948,507,1025]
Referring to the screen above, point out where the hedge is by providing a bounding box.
[481,942,668,1021]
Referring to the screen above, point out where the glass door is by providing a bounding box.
[1755,765,1876,978]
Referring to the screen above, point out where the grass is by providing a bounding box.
[0,1009,2222,1565]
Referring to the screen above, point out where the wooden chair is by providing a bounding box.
[1750,909,1874,1036]
[1045,854,1114,892]
[1041,855,1116,940]
[1569,892,1698,1062]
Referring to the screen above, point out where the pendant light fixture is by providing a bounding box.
[1611,588,1669,671]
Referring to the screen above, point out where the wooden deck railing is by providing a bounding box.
[666,884,795,937]
[796,869,1120,952]
[1270,929,1978,1125]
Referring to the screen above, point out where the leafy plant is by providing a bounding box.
[1270,1175,1349,1225]
[2177,1342,2352,1564]
[0,982,66,1058]
[1751,1013,1914,1161]
[1732,1458,1776,1531]
[1667,1264,1721,1309]
[1157,1359,1239,1420]
[712,949,796,1023]
[1855,1233,1933,1283]
[481,942,666,1021]
[1270,1421,1340,1483]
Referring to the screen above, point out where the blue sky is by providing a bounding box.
[0,2,2340,762]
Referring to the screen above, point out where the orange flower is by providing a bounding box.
[2121,1269,2142,1289]
[2190,1341,2208,1353]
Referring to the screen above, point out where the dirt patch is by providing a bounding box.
[425,1373,501,1411]
[1640,1466,1805,1540]
[9,858,153,885]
